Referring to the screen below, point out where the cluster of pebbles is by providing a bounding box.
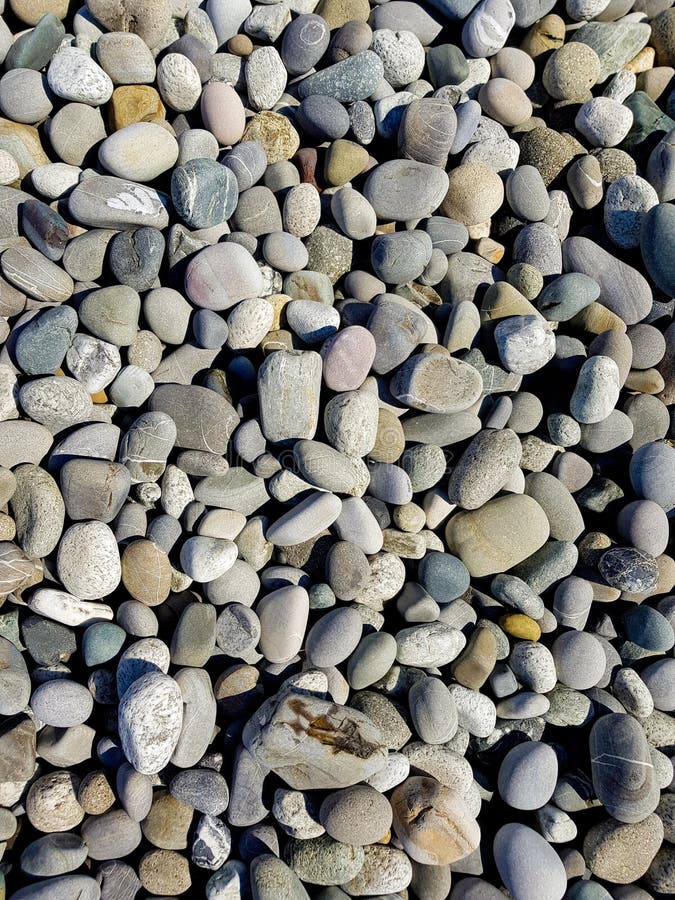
[0,0,674,898]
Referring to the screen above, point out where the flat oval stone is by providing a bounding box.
[371,230,432,284]
[494,823,567,900]
[281,14,331,77]
[583,815,665,885]
[498,741,558,810]
[80,808,141,861]
[570,356,621,424]
[590,713,659,824]
[69,176,169,230]
[446,494,550,577]
[563,236,652,326]
[11,875,101,900]
[390,353,482,413]
[257,585,309,663]
[629,441,675,513]
[118,672,183,775]
[364,159,449,221]
[98,122,178,182]
[598,547,659,594]
[30,679,93,727]
[19,377,93,433]
[641,202,675,297]
[321,326,376,392]
[20,832,88,878]
[319,784,392,846]
[409,677,458,744]
[184,242,264,311]
[1,246,73,303]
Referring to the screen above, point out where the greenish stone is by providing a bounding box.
[309,583,336,610]
[171,158,239,230]
[82,623,126,667]
[624,92,675,152]
[4,14,66,71]
[571,21,651,82]
[426,44,469,88]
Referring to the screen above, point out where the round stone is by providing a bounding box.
[319,784,393,847]
[56,522,121,600]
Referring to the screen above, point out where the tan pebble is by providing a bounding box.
[121,539,172,606]
[241,111,300,165]
[391,776,480,865]
[441,162,504,227]
[26,771,84,833]
[520,14,565,58]
[370,408,405,464]
[478,78,532,128]
[77,770,115,815]
[0,119,50,177]
[625,46,656,74]
[637,67,674,100]
[139,848,191,895]
[569,302,627,335]
[10,0,69,25]
[475,237,505,263]
[0,149,20,186]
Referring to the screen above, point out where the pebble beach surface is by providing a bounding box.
[0,1,674,899]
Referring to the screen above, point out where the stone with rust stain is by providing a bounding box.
[391,776,480,865]
[108,86,166,132]
[242,691,387,790]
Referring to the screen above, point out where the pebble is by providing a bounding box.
[118,672,183,775]
[498,741,558,810]
[494,823,567,900]
[364,159,449,221]
[98,122,178,183]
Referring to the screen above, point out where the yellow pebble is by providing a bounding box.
[500,613,541,641]
[90,389,108,404]
[624,47,655,74]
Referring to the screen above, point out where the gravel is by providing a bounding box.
[0,1,673,898]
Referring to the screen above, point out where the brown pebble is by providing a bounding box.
[227,34,254,56]
[450,627,498,690]
[109,86,165,132]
